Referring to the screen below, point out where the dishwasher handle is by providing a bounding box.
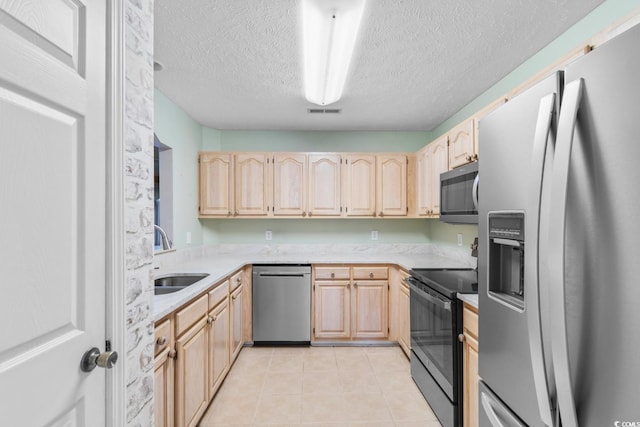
[256,272,310,278]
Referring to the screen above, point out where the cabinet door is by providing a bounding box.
[234,153,269,216]
[416,145,432,216]
[344,155,376,216]
[448,119,475,169]
[352,280,389,338]
[314,281,351,338]
[175,318,209,427]
[377,155,407,217]
[208,298,230,399]
[273,153,306,216]
[398,281,410,357]
[308,154,342,216]
[199,153,233,216]
[154,347,174,427]
[429,137,449,215]
[230,285,243,363]
[464,333,479,427]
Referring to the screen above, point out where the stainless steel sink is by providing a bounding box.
[154,273,209,295]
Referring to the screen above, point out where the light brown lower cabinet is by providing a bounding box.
[154,319,174,427]
[462,303,479,427]
[313,265,388,340]
[397,273,410,357]
[230,283,243,363]
[155,270,247,427]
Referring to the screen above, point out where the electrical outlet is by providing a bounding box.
[457,233,463,246]
[371,230,379,241]
[265,230,273,241]
[186,231,192,244]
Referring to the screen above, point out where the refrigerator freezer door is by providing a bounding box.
[479,381,527,427]
[478,72,560,427]
[550,22,640,427]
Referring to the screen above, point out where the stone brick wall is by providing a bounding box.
[124,0,155,425]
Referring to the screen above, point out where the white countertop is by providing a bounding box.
[153,246,474,321]
[458,293,479,309]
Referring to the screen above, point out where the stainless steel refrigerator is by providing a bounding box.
[478,21,640,427]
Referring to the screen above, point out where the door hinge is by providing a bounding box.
[406,206,409,213]
[313,327,315,334]
[313,284,315,291]
[406,157,409,165]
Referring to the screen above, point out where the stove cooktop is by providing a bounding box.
[409,268,478,298]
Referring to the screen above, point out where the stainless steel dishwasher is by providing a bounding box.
[252,264,311,344]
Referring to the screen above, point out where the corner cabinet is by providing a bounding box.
[461,302,479,427]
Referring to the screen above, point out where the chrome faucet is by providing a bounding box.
[154,224,172,250]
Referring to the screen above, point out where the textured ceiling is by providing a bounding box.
[154,0,604,131]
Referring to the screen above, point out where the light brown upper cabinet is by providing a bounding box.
[273,153,307,216]
[343,154,408,217]
[234,153,270,216]
[343,154,377,217]
[448,119,476,170]
[308,154,342,217]
[199,153,233,216]
[377,154,408,217]
[417,136,448,216]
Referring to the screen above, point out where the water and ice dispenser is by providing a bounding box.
[487,212,525,310]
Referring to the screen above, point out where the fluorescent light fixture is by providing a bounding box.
[302,0,366,106]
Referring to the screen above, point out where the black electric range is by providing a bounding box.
[407,268,478,427]
[409,268,478,298]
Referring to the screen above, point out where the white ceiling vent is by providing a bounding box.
[307,108,342,114]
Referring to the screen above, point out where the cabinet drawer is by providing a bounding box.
[230,270,243,291]
[154,319,172,356]
[353,266,388,280]
[176,294,208,337]
[209,280,229,309]
[315,266,350,280]
[463,304,479,339]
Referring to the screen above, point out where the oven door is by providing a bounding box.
[408,277,456,400]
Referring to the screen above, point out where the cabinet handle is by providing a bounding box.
[473,153,479,161]
[168,349,177,359]
[379,212,384,217]
[466,155,472,161]
[156,336,167,346]
[236,277,242,283]
[308,212,312,217]
[234,210,239,216]
[369,272,374,278]
[227,211,231,217]
[212,315,217,321]
[331,272,335,278]
[232,294,238,300]
[207,316,214,324]
[373,212,377,217]
[347,283,351,289]
[354,282,358,287]
[458,333,466,343]
[302,211,307,217]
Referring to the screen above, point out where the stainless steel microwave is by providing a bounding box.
[440,162,478,224]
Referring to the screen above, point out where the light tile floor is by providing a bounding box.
[199,346,443,427]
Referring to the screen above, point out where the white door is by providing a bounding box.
[0,1,109,425]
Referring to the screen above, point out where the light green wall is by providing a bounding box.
[154,89,204,247]
[202,127,222,151]
[202,219,430,244]
[215,130,431,153]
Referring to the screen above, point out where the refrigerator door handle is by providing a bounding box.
[526,92,556,427]
[548,78,584,427]
[481,389,527,427]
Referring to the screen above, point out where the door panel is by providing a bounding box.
[0,1,107,425]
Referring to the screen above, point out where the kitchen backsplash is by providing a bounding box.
[153,243,477,269]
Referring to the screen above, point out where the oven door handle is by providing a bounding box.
[406,278,451,311]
